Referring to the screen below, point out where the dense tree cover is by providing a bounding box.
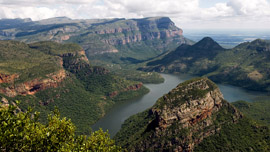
[233,100,270,125]
[0,103,122,152]
[194,117,270,152]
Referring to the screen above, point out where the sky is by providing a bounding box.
[0,0,270,29]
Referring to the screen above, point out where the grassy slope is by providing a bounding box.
[0,41,62,83]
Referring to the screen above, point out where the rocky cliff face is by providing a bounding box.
[0,69,67,97]
[114,78,242,152]
[85,17,188,59]
[94,17,183,46]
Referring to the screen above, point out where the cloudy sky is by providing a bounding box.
[0,0,270,29]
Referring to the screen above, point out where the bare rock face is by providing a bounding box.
[116,78,242,152]
[152,79,223,130]
[95,17,184,46]
[0,69,67,97]
[0,73,19,84]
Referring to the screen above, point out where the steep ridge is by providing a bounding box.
[141,38,270,91]
[0,40,148,134]
[207,39,270,91]
[114,78,270,151]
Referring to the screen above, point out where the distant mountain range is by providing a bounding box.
[140,37,270,91]
[0,17,192,64]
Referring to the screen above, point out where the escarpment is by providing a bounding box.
[95,17,184,46]
[84,17,188,59]
[0,17,191,62]
[114,78,242,152]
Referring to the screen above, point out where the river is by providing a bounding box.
[92,73,270,137]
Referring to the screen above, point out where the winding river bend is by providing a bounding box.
[92,73,270,137]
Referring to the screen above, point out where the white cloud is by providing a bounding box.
[0,0,95,5]
[227,0,270,16]
[0,0,270,29]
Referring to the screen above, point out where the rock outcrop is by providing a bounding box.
[114,78,242,152]
[0,69,67,97]
[0,74,19,84]
[109,83,143,98]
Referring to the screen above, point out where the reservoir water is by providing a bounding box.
[92,73,270,137]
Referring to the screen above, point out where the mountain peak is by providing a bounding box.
[194,37,223,50]
[115,78,242,151]
[201,36,215,41]
[155,77,218,109]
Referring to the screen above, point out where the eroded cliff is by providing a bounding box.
[0,69,67,97]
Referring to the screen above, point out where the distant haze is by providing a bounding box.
[0,0,270,29]
[184,29,270,48]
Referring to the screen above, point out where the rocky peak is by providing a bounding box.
[115,78,242,152]
[152,78,222,129]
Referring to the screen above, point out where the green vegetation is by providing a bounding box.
[84,59,165,84]
[115,77,270,151]
[195,117,270,152]
[207,39,270,91]
[0,40,149,134]
[0,103,122,151]
[233,100,270,125]
[0,40,62,83]
[112,70,164,84]
[114,110,154,149]
[12,76,105,134]
[142,37,270,91]
[29,41,81,56]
